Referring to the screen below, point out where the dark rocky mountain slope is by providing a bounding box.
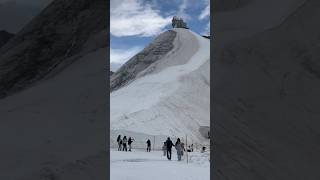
[110,30,176,92]
[0,0,107,99]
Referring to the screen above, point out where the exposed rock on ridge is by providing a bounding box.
[0,0,107,99]
[110,30,176,92]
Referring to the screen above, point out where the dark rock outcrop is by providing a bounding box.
[213,0,320,179]
[110,30,176,92]
[0,30,14,48]
[202,35,210,39]
[0,0,107,99]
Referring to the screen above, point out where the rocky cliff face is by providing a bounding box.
[213,0,320,179]
[0,30,14,48]
[110,30,176,91]
[0,0,107,99]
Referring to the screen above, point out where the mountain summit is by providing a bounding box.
[111,28,210,145]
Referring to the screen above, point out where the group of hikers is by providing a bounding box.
[116,135,207,162]
[116,135,134,151]
[117,134,152,152]
[161,137,194,161]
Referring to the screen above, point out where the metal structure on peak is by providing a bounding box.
[172,16,189,29]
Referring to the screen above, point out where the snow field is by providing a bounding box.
[110,149,210,180]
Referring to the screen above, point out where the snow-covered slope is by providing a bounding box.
[213,0,306,44]
[0,47,107,180]
[213,0,320,179]
[0,0,107,179]
[110,29,210,144]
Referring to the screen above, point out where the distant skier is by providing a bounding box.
[191,144,194,152]
[162,142,167,156]
[175,138,183,161]
[128,137,134,151]
[146,139,151,152]
[122,136,128,151]
[117,135,122,151]
[165,137,174,160]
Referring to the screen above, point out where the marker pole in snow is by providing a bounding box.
[186,135,188,164]
[153,136,155,151]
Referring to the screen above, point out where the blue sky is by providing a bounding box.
[110,0,210,71]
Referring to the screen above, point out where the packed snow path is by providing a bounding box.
[110,149,209,180]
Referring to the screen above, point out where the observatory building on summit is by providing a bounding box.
[172,16,189,29]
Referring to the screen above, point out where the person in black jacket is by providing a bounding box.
[122,136,128,151]
[165,137,174,160]
[128,137,134,151]
[117,135,122,151]
[146,139,151,152]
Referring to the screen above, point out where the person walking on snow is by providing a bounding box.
[146,139,151,152]
[122,136,128,151]
[165,137,174,160]
[128,137,134,151]
[117,135,122,151]
[175,138,183,161]
[181,142,185,156]
[162,142,167,156]
[119,139,123,151]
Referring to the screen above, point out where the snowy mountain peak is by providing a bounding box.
[111,28,210,145]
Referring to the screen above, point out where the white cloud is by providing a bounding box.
[177,0,191,21]
[198,0,210,20]
[110,46,143,71]
[110,0,171,37]
[201,22,210,36]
